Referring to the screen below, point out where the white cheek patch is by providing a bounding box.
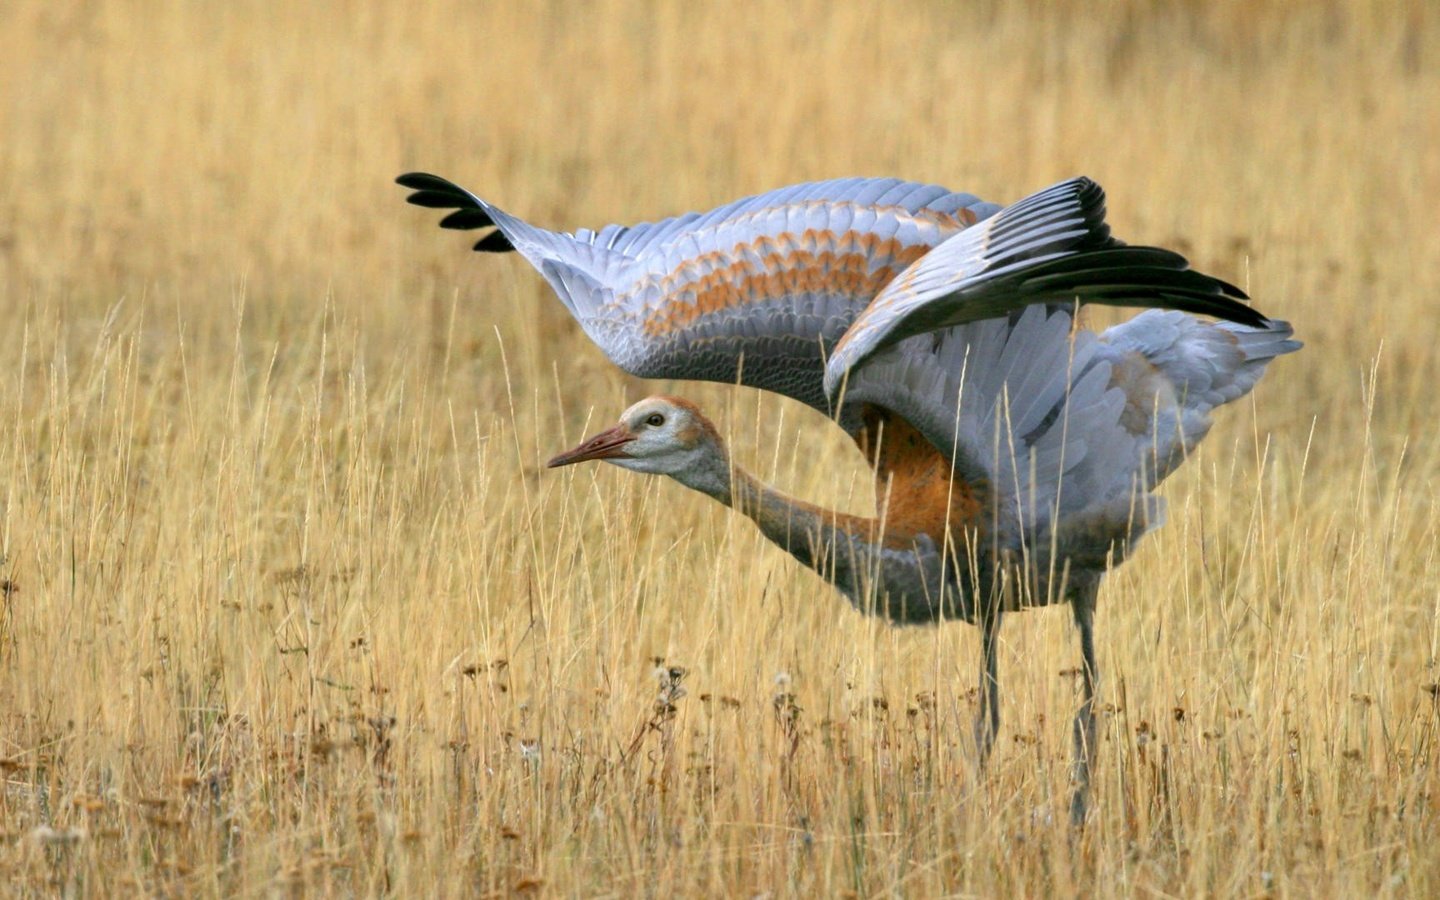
[608,456,663,475]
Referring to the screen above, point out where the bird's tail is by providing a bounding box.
[1103,311,1301,414]
[1211,317,1303,401]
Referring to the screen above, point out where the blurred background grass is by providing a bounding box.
[0,0,1436,895]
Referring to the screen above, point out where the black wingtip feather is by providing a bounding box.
[1013,244,1263,326]
[396,172,461,192]
[1058,285,1267,328]
[403,189,469,209]
[1160,295,1268,328]
[440,209,496,230]
[472,231,515,253]
[397,172,482,211]
[1023,263,1247,300]
[397,171,518,254]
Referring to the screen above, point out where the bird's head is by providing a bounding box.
[547,396,728,495]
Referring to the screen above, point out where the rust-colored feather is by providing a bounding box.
[856,406,987,543]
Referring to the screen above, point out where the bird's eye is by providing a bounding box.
[646,413,665,427]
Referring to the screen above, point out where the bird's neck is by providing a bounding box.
[728,466,836,561]
[668,444,737,506]
[671,441,969,624]
[672,444,873,569]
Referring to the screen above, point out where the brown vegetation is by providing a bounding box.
[0,1,1436,894]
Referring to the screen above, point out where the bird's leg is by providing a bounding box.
[1069,579,1100,826]
[974,609,1003,768]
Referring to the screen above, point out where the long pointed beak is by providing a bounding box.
[546,424,636,468]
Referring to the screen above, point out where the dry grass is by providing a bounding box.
[1,0,1437,895]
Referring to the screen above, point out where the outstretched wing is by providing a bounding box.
[398,172,999,415]
[822,178,1265,397]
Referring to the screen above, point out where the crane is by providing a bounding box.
[398,172,1299,823]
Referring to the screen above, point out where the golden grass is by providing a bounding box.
[1,0,1437,894]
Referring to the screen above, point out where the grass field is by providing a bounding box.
[2,1,1438,895]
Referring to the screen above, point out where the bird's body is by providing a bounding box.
[400,172,1299,822]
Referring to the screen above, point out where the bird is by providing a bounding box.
[398,171,1299,823]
